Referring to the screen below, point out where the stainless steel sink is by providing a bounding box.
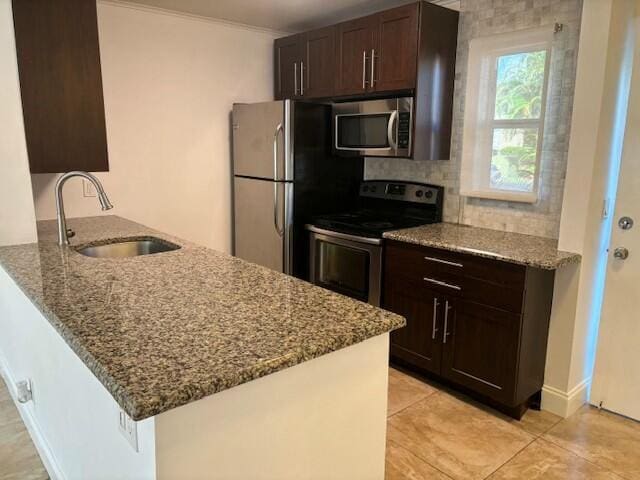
[75,237,181,258]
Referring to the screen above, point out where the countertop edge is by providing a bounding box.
[382,230,582,270]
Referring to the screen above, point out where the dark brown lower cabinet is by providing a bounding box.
[384,240,555,419]
[388,284,442,375]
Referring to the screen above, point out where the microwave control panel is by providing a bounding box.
[397,112,411,149]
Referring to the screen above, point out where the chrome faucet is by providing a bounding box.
[55,171,113,246]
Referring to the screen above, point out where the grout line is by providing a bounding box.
[387,389,441,419]
[538,435,630,479]
[481,436,537,479]
[387,438,456,480]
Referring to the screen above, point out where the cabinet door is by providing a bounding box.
[385,282,442,375]
[274,35,302,100]
[441,299,520,405]
[302,26,336,98]
[335,16,375,96]
[373,3,419,92]
[12,0,109,174]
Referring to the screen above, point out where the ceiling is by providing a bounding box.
[120,0,460,33]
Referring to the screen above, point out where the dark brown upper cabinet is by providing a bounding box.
[274,34,302,100]
[275,27,337,100]
[276,1,457,100]
[375,4,419,92]
[12,0,109,174]
[336,4,420,95]
[302,26,336,98]
[335,16,377,96]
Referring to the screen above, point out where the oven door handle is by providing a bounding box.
[305,225,383,246]
[387,110,398,151]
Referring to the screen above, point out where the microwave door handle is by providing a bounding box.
[387,110,398,150]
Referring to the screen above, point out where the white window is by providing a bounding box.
[460,27,552,203]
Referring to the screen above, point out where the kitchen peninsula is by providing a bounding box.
[0,216,404,480]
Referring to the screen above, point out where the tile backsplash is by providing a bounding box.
[365,0,583,239]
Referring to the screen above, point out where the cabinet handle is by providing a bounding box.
[300,61,304,96]
[432,298,439,340]
[294,62,298,95]
[362,50,368,89]
[424,256,463,268]
[423,277,461,291]
[443,300,452,344]
[370,49,376,87]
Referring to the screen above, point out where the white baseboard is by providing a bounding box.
[542,378,591,418]
[0,353,65,480]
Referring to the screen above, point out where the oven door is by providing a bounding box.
[333,97,412,157]
[307,226,382,306]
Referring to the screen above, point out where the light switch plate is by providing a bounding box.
[83,179,97,198]
[118,409,139,452]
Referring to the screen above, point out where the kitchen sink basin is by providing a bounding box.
[75,237,181,258]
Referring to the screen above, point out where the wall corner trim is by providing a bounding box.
[541,377,591,418]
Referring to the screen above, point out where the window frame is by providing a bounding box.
[460,28,553,203]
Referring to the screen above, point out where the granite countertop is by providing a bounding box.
[0,216,404,420]
[383,223,581,270]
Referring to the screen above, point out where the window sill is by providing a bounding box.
[460,189,538,204]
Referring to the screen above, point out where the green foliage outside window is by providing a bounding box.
[490,50,546,192]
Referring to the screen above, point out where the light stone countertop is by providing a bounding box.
[0,216,404,420]
[383,222,581,270]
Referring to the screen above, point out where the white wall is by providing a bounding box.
[542,0,635,417]
[0,0,37,247]
[31,1,279,252]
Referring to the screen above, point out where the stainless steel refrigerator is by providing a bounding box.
[232,100,363,277]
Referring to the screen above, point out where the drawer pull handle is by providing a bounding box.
[424,256,463,268]
[432,298,439,340]
[423,277,462,291]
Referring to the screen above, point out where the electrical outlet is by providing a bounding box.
[118,409,139,452]
[83,179,97,198]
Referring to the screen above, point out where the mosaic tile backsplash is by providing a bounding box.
[365,0,582,239]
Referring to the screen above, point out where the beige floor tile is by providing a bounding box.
[386,439,452,480]
[388,392,534,480]
[388,368,438,417]
[489,438,622,479]
[0,422,48,480]
[0,379,48,480]
[512,408,563,437]
[544,405,640,480]
[0,398,22,428]
[0,382,9,402]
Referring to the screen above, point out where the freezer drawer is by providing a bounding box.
[232,101,292,181]
[234,176,292,273]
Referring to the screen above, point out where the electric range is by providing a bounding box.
[305,180,444,306]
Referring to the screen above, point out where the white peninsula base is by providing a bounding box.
[0,266,390,480]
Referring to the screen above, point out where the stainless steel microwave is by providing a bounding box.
[333,97,413,158]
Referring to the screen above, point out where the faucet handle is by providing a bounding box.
[66,228,76,239]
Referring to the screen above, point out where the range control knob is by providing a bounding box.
[425,190,433,199]
[415,190,424,198]
[371,186,377,193]
[362,185,369,192]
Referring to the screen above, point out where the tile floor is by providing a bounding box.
[0,377,48,480]
[1,369,639,479]
[386,367,640,480]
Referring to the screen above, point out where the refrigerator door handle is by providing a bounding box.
[273,123,284,237]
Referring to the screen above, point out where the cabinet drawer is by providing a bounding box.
[385,241,526,314]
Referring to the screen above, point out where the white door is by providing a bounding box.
[591,7,640,421]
